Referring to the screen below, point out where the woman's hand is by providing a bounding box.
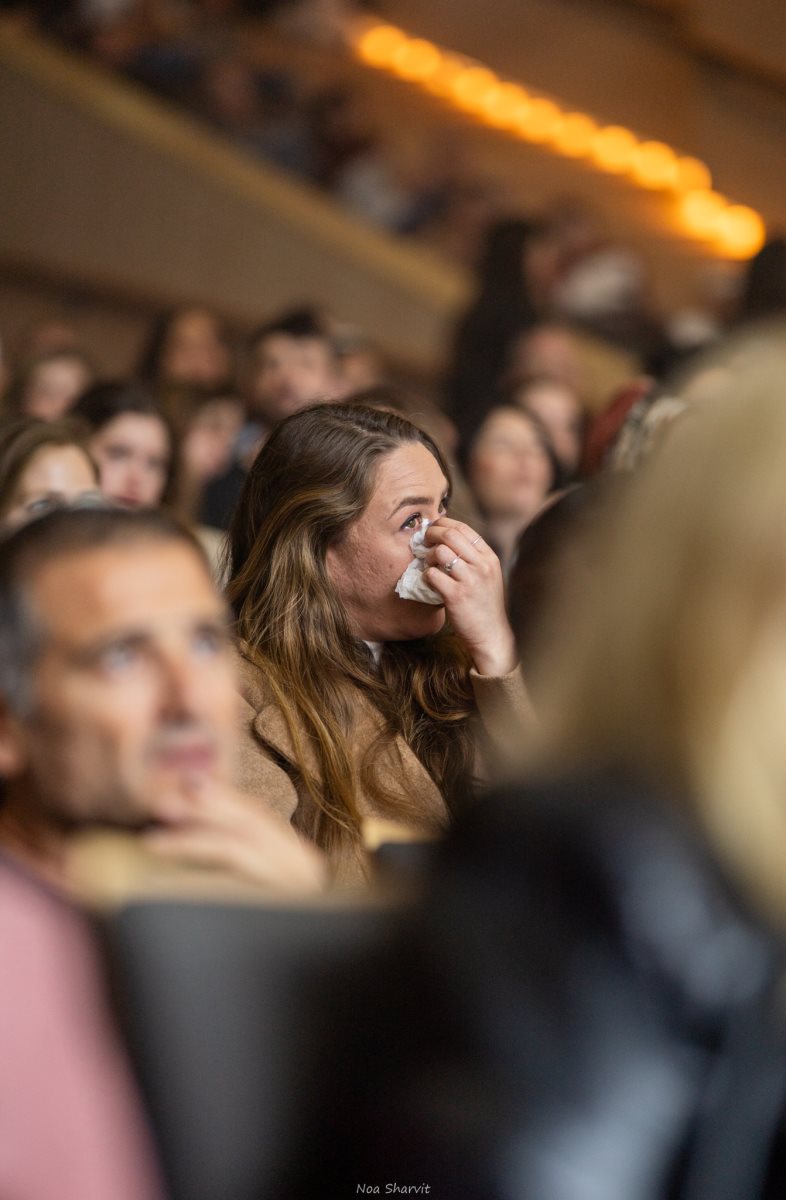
[423,516,518,677]
[141,779,327,896]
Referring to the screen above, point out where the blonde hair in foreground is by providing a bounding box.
[538,339,786,925]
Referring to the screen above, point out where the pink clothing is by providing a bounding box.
[0,855,165,1200]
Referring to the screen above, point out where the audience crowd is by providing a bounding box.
[3,4,786,1197]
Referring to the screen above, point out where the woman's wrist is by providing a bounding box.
[470,630,519,678]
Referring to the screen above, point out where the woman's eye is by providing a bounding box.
[401,513,423,531]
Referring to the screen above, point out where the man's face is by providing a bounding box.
[247,333,339,424]
[12,539,238,827]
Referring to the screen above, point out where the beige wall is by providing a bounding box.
[0,26,470,377]
[691,0,786,84]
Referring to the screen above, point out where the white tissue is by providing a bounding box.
[395,520,443,605]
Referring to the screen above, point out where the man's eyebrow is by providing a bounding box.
[386,490,450,520]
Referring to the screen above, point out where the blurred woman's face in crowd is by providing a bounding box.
[89,413,171,509]
[22,355,93,422]
[161,309,231,388]
[2,444,98,527]
[326,442,449,643]
[182,395,244,482]
[468,408,553,520]
[517,379,583,475]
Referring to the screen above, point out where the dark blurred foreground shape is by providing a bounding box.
[286,774,786,1200]
[98,890,394,1200]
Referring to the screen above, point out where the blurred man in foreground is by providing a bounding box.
[0,506,324,894]
[0,506,324,1199]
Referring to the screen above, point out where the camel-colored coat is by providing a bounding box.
[234,651,533,885]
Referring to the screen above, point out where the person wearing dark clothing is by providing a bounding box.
[291,773,786,1200]
[446,219,541,449]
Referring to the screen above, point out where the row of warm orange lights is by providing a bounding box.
[353,22,766,259]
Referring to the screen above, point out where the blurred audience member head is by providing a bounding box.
[7,348,95,422]
[13,313,82,360]
[172,385,245,523]
[0,508,236,881]
[538,333,786,923]
[200,52,261,131]
[506,321,585,398]
[180,387,244,486]
[465,405,561,573]
[269,0,357,48]
[331,322,383,394]
[510,374,585,477]
[138,305,234,390]
[244,307,342,428]
[72,381,173,509]
[0,418,99,528]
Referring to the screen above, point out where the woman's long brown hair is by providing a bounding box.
[225,402,476,862]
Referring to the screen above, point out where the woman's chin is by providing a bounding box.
[396,603,447,641]
[358,601,447,643]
